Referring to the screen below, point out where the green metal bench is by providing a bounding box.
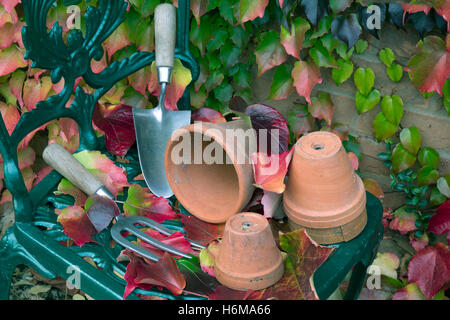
[0,0,383,300]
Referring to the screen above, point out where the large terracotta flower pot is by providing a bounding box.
[165,120,257,224]
[214,212,284,290]
[283,131,367,244]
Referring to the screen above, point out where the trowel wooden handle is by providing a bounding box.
[43,143,104,196]
[155,3,176,68]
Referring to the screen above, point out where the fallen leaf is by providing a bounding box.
[123,184,178,223]
[138,229,195,259]
[57,206,97,247]
[191,107,226,124]
[123,250,186,299]
[250,229,335,300]
[180,214,225,247]
[407,242,450,299]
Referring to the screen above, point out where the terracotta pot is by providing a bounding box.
[214,212,284,290]
[165,120,256,224]
[283,131,367,244]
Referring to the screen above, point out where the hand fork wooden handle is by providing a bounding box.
[43,143,205,262]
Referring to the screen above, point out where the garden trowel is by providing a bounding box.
[133,3,191,198]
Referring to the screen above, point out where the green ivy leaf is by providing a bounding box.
[381,95,404,126]
[269,64,294,100]
[436,175,450,197]
[239,0,269,24]
[231,25,250,48]
[255,30,287,76]
[308,92,334,126]
[429,187,447,206]
[399,126,421,155]
[204,70,224,92]
[418,147,440,169]
[220,41,242,69]
[373,112,398,142]
[335,41,354,60]
[332,59,354,86]
[417,166,440,186]
[354,67,375,95]
[355,89,380,114]
[320,33,339,54]
[329,0,353,13]
[190,18,213,56]
[233,64,251,89]
[387,63,403,82]
[207,29,228,52]
[355,39,368,54]
[213,83,233,103]
[379,48,395,67]
[392,144,417,174]
[310,41,337,68]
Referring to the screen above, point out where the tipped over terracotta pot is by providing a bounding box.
[283,131,367,244]
[165,120,257,224]
[214,212,284,291]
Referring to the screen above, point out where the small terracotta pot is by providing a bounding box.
[165,120,256,224]
[283,131,367,244]
[214,212,284,291]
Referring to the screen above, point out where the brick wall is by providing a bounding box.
[251,24,450,209]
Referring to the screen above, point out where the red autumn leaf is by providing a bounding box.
[180,214,225,247]
[255,30,287,77]
[57,206,97,247]
[427,200,450,236]
[239,0,269,24]
[348,152,359,171]
[128,66,151,96]
[308,92,334,126]
[389,207,417,235]
[17,146,35,170]
[123,250,186,299]
[103,23,131,59]
[392,283,426,300]
[0,0,21,14]
[280,17,310,59]
[91,52,107,74]
[138,229,195,259]
[23,76,52,111]
[409,232,429,253]
[33,166,53,188]
[85,195,120,233]
[10,70,25,108]
[93,103,136,157]
[250,229,335,300]
[190,0,209,25]
[56,150,130,205]
[0,45,27,77]
[245,104,290,155]
[147,59,192,111]
[363,178,385,199]
[0,102,20,135]
[123,184,178,223]
[191,107,226,124]
[292,59,322,105]
[406,36,450,95]
[251,148,294,194]
[407,242,450,299]
[47,118,80,154]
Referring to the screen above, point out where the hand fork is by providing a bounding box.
[43,143,205,262]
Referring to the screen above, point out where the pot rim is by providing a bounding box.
[283,176,367,228]
[165,122,254,223]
